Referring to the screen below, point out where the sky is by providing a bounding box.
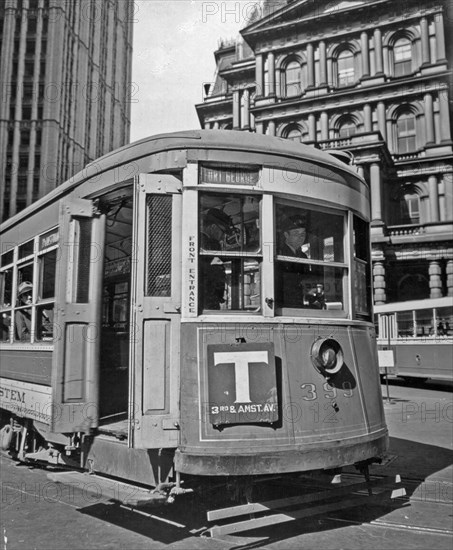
[130,0,252,142]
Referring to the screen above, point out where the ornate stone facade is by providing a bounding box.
[196,0,453,304]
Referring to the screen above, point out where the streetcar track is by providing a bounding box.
[325,515,453,537]
[3,452,452,540]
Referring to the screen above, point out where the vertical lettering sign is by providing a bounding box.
[207,343,278,425]
[187,235,197,314]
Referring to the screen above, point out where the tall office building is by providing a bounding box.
[196,0,453,304]
[0,0,134,221]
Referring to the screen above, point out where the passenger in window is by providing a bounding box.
[200,208,233,309]
[278,215,308,258]
[15,281,33,341]
[276,214,309,308]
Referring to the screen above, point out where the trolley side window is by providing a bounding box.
[199,193,261,312]
[0,228,59,344]
[275,203,346,314]
[1,257,13,342]
[353,216,372,319]
[393,305,452,338]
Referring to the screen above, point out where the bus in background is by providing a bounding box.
[375,297,453,383]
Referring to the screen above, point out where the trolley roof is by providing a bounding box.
[2,130,364,232]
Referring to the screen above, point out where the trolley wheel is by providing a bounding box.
[0,424,14,451]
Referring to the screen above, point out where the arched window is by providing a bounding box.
[338,119,356,138]
[284,61,302,97]
[282,123,307,143]
[393,37,412,77]
[286,127,302,142]
[396,112,416,153]
[337,50,354,86]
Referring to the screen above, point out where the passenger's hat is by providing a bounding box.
[205,208,232,229]
[18,281,33,296]
[281,213,307,232]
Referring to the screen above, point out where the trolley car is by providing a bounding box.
[376,297,453,382]
[0,130,387,501]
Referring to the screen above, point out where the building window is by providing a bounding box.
[282,124,302,142]
[284,60,302,97]
[400,194,420,224]
[393,38,412,77]
[263,56,269,96]
[338,119,356,138]
[396,112,416,153]
[337,50,354,86]
[286,128,302,142]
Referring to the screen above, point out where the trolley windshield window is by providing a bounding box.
[199,193,261,311]
[275,203,346,315]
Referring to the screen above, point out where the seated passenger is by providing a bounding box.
[15,281,33,341]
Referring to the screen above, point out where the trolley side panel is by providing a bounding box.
[0,350,52,385]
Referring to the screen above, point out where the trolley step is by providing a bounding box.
[203,475,405,538]
[47,471,167,507]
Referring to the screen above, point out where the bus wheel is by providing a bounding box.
[0,424,13,451]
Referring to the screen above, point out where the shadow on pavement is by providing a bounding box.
[79,500,198,545]
[75,436,452,547]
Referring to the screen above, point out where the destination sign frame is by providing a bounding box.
[200,165,260,186]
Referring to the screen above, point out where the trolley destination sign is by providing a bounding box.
[200,165,260,186]
[207,343,278,425]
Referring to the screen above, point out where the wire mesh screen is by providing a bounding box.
[75,218,92,303]
[146,195,172,296]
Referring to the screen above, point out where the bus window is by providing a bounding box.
[275,203,346,313]
[199,193,261,312]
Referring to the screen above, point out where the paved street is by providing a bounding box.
[1,379,452,550]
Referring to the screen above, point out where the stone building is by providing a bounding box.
[196,0,453,304]
[0,0,134,220]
